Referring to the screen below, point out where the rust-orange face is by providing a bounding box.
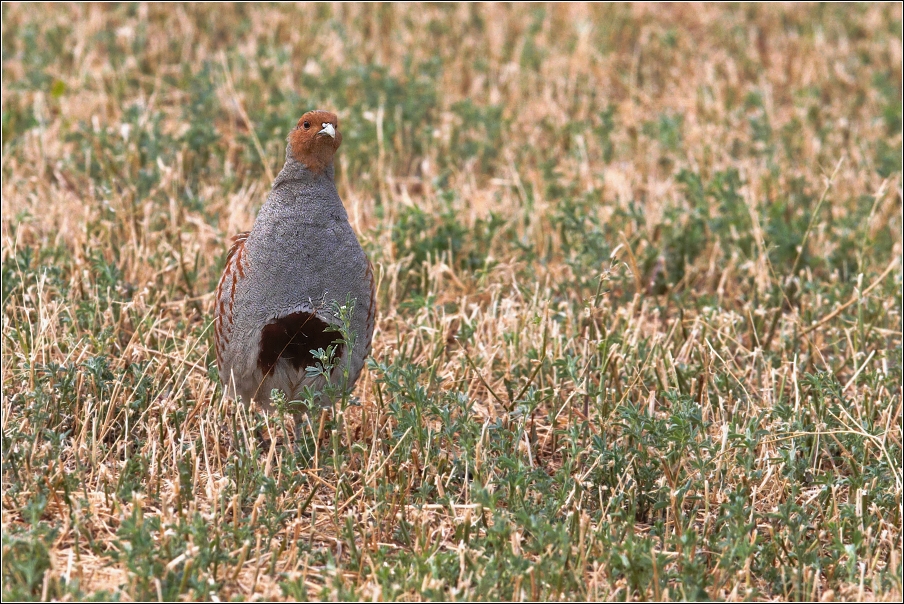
[288,110,342,173]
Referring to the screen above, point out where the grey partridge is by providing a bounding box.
[214,110,375,407]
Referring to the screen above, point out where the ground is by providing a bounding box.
[1,3,902,601]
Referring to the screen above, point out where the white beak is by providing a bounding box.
[318,123,336,139]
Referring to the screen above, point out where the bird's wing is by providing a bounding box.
[363,257,377,359]
[215,231,250,368]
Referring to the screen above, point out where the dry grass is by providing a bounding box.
[2,3,902,601]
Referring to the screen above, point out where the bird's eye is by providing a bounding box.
[303,121,311,130]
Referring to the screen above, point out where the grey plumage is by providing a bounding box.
[215,112,375,408]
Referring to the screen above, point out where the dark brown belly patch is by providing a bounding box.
[258,312,343,376]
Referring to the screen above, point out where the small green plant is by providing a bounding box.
[271,296,359,417]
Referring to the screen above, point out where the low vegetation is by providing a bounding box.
[2,3,901,600]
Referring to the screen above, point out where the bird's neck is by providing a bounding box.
[261,153,345,222]
[272,154,335,190]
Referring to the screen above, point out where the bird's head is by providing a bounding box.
[288,110,342,173]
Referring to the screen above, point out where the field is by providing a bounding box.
[2,3,902,601]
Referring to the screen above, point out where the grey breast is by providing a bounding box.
[237,170,370,381]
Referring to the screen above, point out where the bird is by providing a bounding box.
[214,110,375,408]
